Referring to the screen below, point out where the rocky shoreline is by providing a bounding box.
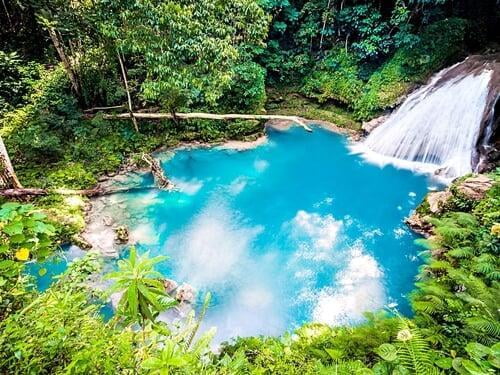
[406,174,495,237]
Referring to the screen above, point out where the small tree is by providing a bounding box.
[95,0,269,107]
[106,247,177,329]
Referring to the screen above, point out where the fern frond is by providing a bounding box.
[412,299,445,315]
[395,320,438,375]
[447,247,474,259]
[466,317,500,338]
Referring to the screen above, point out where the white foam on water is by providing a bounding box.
[312,245,385,326]
[228,177,248,195]
[313,197,334,208]
[172,177,204,195]
[202,283,286,343]
[291,210,343,250]
[363,228,383,239]
[393,227,407,239]
[254,159,269,172]
[240,286,274,309]
[165,202,263,288]
[294,269,315,280]
[126,191,162,211]
[130,223,159,245]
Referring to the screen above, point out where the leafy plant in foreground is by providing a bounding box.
[375,319,439,374]
[0,202,56,318]
[106,247,177,328]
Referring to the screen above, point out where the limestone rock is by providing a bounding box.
[102,215,114,226]
[426,190,452,214]
[163,278,179,294]
[406,213,433,238]
[456,175,493,200]
[362,115,389,133]
[175,283,195,304]
[114,225,129,244]
[71,234,93,250]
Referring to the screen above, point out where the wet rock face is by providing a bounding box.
[406,213,433,238]
[456,175,494,200]
[362,114,389,134]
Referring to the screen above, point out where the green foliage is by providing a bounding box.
[0,51,41,115]
[0,252,137,375]
[220,313,400,373]
[375,319,440,374]
[106,247,177,327]
[0,202,56,319]
[452,342,500,375]
[302,49,363,106]
[411,174,500,351]
[78,47,126,107]
[219,61,267,113]
[0,1,499,374]
[353,18,468,119]
[337,5,393,61]
[96,0,269,107]
[1,65,81,165]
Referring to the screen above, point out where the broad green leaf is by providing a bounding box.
[376,343,398,362]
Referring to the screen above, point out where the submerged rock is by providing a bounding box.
[175,283,195,304]
[102,216,114,226]
[114,225,129,244]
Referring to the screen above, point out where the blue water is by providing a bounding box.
[26,245,85,291]
[85,126,434,343]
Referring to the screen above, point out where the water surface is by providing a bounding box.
[91,127,436,343]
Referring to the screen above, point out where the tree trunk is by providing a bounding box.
[117,51,139,132]
[103,112,313,131]
[0,135,22,189]
[319,0,332,51]
[141,154,174,190]
[47,27,80,96]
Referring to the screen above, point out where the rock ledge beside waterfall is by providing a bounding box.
[406,174,494,237]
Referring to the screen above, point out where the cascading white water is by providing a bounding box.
[352,61,495,179]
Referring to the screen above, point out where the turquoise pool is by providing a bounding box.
[36,126,438,343]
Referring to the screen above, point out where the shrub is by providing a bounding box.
[302,49,364,107]
[0,202,56,318]
[0,51,41,116]
[1,65,81,164]
[0,252,137,375]
[78,47,126,108]
[220,61,267,113]
[353,18,468,120]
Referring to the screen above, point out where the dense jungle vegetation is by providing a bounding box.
[0,0,499,373]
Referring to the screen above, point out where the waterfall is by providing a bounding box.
[352,56,499,180]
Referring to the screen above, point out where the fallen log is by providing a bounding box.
[103,112,313,132]
[0,186,157,198]
[141,154,175,190]
[83,105,125,113]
